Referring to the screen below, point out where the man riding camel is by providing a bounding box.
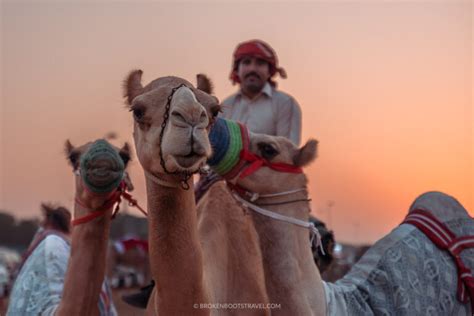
[221,39,302,146]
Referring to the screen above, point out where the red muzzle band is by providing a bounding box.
[238,149,303,179]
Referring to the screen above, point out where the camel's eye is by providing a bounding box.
[68,150,81,170]
[211,104,221,118]
[130,104,146,122]
[258,143,279,160]
[132,108,144,121]
[119,151,131,166]
[130,105,150,130]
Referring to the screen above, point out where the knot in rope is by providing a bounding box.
[72,181,146,226]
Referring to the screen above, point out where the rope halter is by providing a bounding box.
[232,192,324,254]
[237,148,303,179]
[208,118,323,253]
[71,139,146,226]
[158,83,209,190]
[73,180,147,226]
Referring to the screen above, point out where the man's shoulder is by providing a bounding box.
[222,92,240,105]
[271,89,300,111]
[272,88,296,104]
[43,234,70,254]
[26,235,70,269]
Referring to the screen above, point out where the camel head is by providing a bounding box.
[208,118,318,194]
[240,134,318,193]
[123,70,220,178]
[64,139,134,193]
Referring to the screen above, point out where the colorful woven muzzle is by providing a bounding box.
[208,118,249,179]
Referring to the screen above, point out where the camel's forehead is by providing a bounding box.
[141,76,217,110]
[194,89,219,108]
[145,76,193,91]
[136,77,193,105]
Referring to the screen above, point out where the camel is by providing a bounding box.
[123,70,271,315]
[196,181,269,310]
[7,138,134,315]
[123,70,215,315]
[206,122,326,315]
[124,70,474,315]
[207,124,474,315]
[59,138,134,315]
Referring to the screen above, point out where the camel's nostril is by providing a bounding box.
[171,111,187,124]
[171,106,208,127]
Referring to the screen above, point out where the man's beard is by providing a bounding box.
[242,73,265,94]
[245,82,264,94]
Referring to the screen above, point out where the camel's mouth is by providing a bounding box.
[160,125,212,173]
[80,139,124,193]
[172,152,206,170]
[86,159,123,182]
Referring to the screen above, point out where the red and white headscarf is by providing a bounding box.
[230,39,287,85]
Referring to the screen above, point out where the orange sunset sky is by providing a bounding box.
[1,1,472,244]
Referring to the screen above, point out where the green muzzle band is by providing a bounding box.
[213,121,243,175]
[80,139,124,193]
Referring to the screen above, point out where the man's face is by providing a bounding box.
[237,56,271,96]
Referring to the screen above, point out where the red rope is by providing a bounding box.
[72,181,147,226]
[238,149,303,179]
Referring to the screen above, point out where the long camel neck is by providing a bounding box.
[56,202,112,316]
[250,194,326,316]
[146,176,209,315]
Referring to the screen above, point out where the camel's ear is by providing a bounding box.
[119,142,132,166]
[123,69,144,105]
[64,139,80,170]
[196,74,213,94]
[293,139,318,167]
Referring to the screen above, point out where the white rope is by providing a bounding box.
[145,170,181,189]
[232,193,324,254]
[251,188,308,201]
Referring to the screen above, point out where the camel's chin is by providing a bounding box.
[166,155,207,173]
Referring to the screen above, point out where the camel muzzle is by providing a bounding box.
[80,139,125,193]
